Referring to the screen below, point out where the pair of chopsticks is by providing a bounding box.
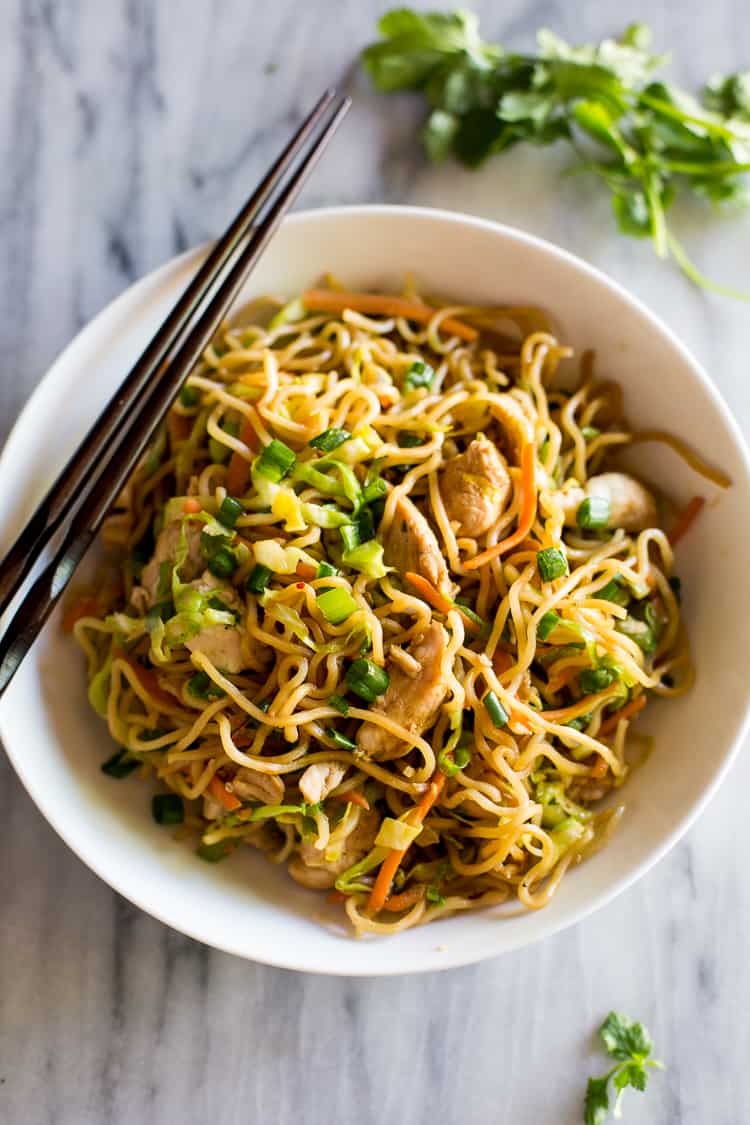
[0,89,350,698]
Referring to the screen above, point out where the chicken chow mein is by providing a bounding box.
[66,282,728,936]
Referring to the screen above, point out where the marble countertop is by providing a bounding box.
[1,3,749,1122]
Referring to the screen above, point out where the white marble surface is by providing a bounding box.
[1,2,749,1122]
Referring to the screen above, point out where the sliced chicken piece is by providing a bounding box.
[299,763,346,806]
[186,625,244,674]
[490,393,535,465]
[557,473,657,532]
[139,519,204,606]
[382,494,450,593]
[231,767,284,806]
[287,808,379,890]
[440,437,511,537]
[182,573,246,674]
[357,623,449,761]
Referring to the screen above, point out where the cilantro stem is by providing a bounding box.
[637,91,745,142]
[663,159,750,175]
[645,176,668,258]
[667,231,750,302]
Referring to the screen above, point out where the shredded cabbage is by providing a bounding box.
[329,423,383,464]
[375,817,422,851]
[342,540,388,579]
[252,540,317,574]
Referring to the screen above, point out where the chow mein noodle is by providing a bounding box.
[67,282,728,936]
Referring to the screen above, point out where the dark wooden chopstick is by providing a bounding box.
[0,88,340,620]
[0,91,351,697]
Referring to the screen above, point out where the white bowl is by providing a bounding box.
[2,206,749,975]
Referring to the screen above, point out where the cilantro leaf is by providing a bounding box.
[362,9,750,300]
[703,70,750,121]
[584,1076,611,1125]
[583,1012,663,1123]
[600,1010,654,1060]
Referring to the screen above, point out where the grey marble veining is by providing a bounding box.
[1,2,749,1123]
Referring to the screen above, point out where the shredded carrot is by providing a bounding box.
[226,418,259,496]
[62,596,100,633]
[589,755,609,780]
[167,412,191,444]
[492,649,514,676]
[301,289,478,342]
[209,775,242,812]
[405,571,453,614]
[463,442,538,570]
[668,495,704,546]
[404,571,478,633]
[295,561,317,581]
[381,886,426,913]
[182,497,202,514]
[599,695,647,735]
[368,773,446,915]
[547,665,581,695]
[328,789,371,811]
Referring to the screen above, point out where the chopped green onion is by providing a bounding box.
[581,425,600,441]
[187,671,224,700]
[246,563,272,595]
[340,524,360,554]
[152,793,184,825]
[404,360,435,390]
[438,749,460,777]
[317,587,359,625]
[207,596,239,620]
[454,744,471,769]
[564,715,588,731]
[316,561,339,579]
[101,749,139,779]
[669,575,682,604]
[217,496,244,528]
[398,431,423,448]
[309,427,351,452]
[255,439,296,482]
[616,614,657,654]
[200,529,233,559]
[580,666,619,694]
[197,839,235,863]
[577,496,611,530]
[483,691,509,728]
[328,729,357,751]
[537,547,569,582]
[208,547,238,579]
[345,657,390,703]
[353,506,375,543]
[328,693,350,716]
[537,611,561,641]
[140,728,167,742]
[361,476,387,506]
[179,384,200,408]
[426,886,446,907]
[596,577,630,606]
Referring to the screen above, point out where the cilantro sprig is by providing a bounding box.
[584,1011,664,1124]
[362,10,750,299]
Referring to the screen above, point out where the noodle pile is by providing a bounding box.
[68,283,721,937]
